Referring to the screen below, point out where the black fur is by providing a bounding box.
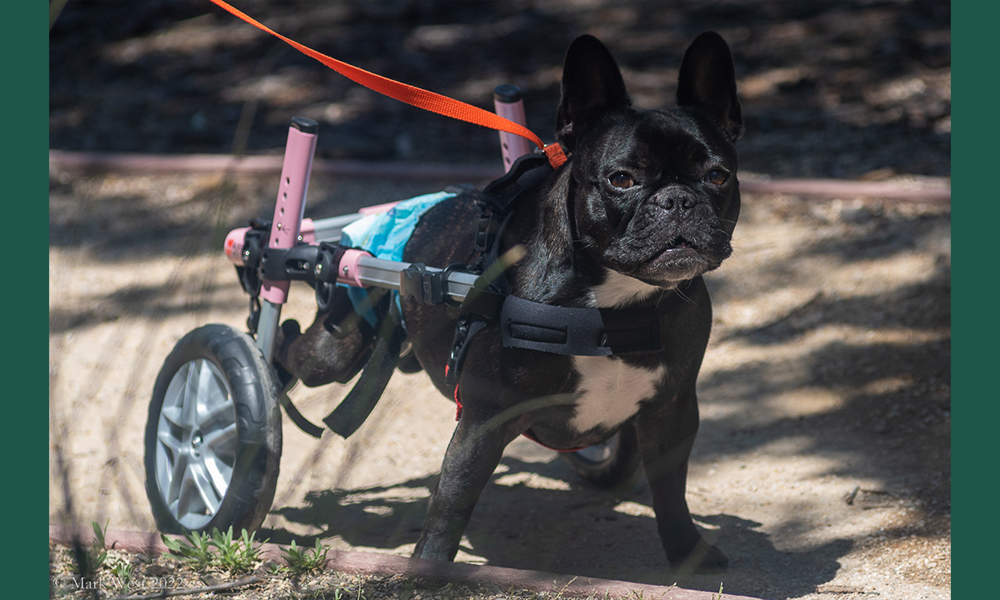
[278,32,742,573]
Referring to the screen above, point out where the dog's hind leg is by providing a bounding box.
[275,286,387,387]
[413,403,523,561]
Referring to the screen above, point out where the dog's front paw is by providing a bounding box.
[275,319,302,352]
[670,539,729,574]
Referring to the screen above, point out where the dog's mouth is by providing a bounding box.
[652,236,703,262]
[632,232,730,284]
[663,235,697,252]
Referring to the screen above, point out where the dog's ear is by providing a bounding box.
[677,32,743,142]
[555,35,631,151]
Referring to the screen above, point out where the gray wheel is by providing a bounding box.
[145,324,282,534]
[559,425,641,489]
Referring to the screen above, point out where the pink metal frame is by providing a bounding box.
[494,95,533,173]
[259,123,318,304]
[227,84,534,354]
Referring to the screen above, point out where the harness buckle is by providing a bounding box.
[445,318,472,386]
[475,209,501,253]
[400,263,467,307]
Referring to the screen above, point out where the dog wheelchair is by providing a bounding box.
[143,87,641,536]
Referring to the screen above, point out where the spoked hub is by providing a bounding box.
[573,437,617,463]
[144,324,282,535]
[559,426,642,489]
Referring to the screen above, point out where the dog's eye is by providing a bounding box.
[608,172,635,189]
[706,168,729,186]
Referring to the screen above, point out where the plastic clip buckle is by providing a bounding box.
[445,318,472,386]
[475,209,500,253]
[400,263,447,306]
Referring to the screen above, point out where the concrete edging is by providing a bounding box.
[49,524,762,600]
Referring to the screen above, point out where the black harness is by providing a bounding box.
[240,151,664,438]
[442,152,662,388]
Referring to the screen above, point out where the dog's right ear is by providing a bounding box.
[555,35,631,152]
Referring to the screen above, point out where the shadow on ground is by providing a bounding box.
[265,455,852,599]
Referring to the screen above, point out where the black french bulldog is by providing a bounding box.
[277,31,742,572]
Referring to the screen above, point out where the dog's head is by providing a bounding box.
[556,33,742,291]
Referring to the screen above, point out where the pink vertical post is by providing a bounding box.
[493,84,534,172]
[260,117,318,305]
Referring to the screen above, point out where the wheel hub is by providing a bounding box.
[154,358,239,529]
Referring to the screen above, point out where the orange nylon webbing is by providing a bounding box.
[207,0,567,168]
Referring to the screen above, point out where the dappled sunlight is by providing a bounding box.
[50,3,949,598]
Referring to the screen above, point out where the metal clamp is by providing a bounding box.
[400,263,468,307]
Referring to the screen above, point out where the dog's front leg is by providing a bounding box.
[636,386,728,572]
[275,286,385,386]
[414,406,521,561]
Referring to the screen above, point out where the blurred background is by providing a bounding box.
[50,0,950,178]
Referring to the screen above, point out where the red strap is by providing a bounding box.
[208,0,567,169]
[453,383,584,452]
[453,378,463,421]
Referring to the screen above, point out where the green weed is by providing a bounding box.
[282,539,331,574]
[76,520,110,576]
[161,526,266,574]
[714,582,725,600]
[160,529,215,570]
[210,526,266,574]
[109,557,135,593]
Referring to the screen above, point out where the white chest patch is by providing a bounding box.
[592,269,663,308]
[570,356,666,433]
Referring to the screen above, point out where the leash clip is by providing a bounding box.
[542,143,568,169]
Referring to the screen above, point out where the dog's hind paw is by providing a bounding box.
[670,540,729,574]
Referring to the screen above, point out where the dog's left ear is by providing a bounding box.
[677,32,743,142]
[555,35,632,152]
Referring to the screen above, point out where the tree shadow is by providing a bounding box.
[48,175,451,265]
[266,455,852,599]
[720,260,950,345]
[49,1,950,178]
[48,278,243,334]
[698,323,950,521]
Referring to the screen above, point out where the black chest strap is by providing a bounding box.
[445,287,663,386]
[443,150,662,387]
[500,295,661,355]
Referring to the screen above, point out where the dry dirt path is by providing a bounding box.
[49,164,949,600]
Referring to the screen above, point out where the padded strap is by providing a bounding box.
[500,295,662,355]
[323,302,405,438]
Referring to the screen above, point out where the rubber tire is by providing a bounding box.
[559,424,642,489]
[144,324,282,535]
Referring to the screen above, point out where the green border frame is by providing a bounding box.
[34,1,968,597]
[952,1,987,598]
[14,1,48,597]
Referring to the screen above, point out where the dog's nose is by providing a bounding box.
[655,191,698,211]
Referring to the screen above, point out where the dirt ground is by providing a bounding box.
[49,2,950,599]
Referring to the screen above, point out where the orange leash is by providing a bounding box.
[207,0,568,169]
